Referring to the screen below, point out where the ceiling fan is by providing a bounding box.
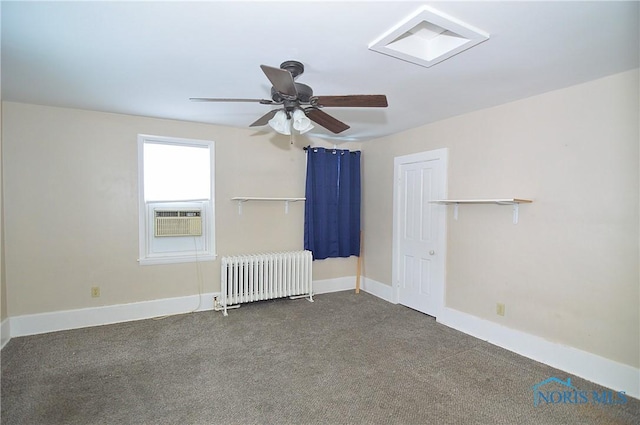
[190,60,388,135]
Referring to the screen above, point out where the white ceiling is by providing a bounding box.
[2,1,639,142]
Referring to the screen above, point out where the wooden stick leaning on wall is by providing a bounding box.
[356,230,363,294]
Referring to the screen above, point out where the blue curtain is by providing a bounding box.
[304,147,361,260]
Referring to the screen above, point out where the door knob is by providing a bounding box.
[429,250,435,255]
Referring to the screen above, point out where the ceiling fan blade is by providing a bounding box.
[260,65,297,97]
[314,95,388,108]
[305,108,350,134]
[190,97,276,104]
[250,109,280,127]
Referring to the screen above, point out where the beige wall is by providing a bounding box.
[1,98,5,323]
[1,2,6,323]
[362,69,639,368]
[2,102,358,316]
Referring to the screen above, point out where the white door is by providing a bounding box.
[393,149,447,317]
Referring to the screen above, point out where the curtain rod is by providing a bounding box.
[304,145,336,151]
[303,145,359,152]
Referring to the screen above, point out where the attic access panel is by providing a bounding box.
[369,6,489,68]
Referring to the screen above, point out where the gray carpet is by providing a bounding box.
[2,291,639,424]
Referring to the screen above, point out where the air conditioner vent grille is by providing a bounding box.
[155,210,201,218]
[154,210,202,237]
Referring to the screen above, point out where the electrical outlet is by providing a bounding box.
[496,303,505,316]
[91,286,100,298]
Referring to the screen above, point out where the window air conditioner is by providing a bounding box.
[154,210,203,237]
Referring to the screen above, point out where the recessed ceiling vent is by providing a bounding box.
[369,6,489,68]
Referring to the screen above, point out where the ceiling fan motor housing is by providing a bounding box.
[280,60,304,79]
[270,83,313,104]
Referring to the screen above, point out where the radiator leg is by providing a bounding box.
[221,304,241,316]
[213,298,232,316]
[289,293,314,302]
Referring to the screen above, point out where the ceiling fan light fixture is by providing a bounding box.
[268,110,291,135]
[292,108,314,134]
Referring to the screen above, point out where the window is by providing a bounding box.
[138,134,215,265]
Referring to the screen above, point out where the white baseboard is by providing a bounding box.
[312,276,394,303]
[312,276,357,294]
[9,292,219,338]
[438,306,640,400]
[1,318,10,349]
[362,277,395,303]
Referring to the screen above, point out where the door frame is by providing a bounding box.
[392,148,448,317]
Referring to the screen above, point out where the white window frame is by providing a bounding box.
[137,134,216,265]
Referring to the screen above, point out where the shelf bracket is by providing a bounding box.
[453,203,459,220]
[513,203,519,224]
[236,200,246,215]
